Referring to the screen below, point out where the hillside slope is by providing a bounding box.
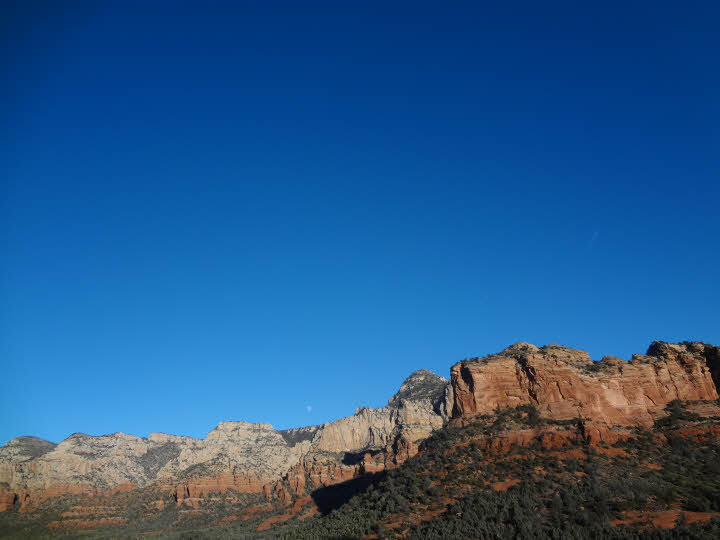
[278,399,720,538]
[1,341,719,538]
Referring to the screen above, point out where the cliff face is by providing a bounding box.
[451,341,720,426]
[2,340,719,520]
[0,369,449,511]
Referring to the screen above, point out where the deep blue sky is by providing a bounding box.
[2,1,719,444]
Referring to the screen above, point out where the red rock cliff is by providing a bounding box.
[450,341,720,427]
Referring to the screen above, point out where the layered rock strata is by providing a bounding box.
[451,341,720,426]
[2,341,719,515]
[0,369,449,511]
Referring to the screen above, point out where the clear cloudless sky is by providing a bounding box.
[1,1,719,444]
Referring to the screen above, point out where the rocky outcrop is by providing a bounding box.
[0,369,450,511]
[450,341,720,427]
[265,369,450,500]
[3,340,719,519]
[0,486,16,512]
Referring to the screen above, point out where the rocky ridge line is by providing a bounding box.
[2,340,719,515]
[0,369,449,511]
[451,341,720,427]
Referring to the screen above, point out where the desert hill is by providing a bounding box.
[2,341,720,538]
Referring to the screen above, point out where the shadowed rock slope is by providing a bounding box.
[278,398,720,539]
